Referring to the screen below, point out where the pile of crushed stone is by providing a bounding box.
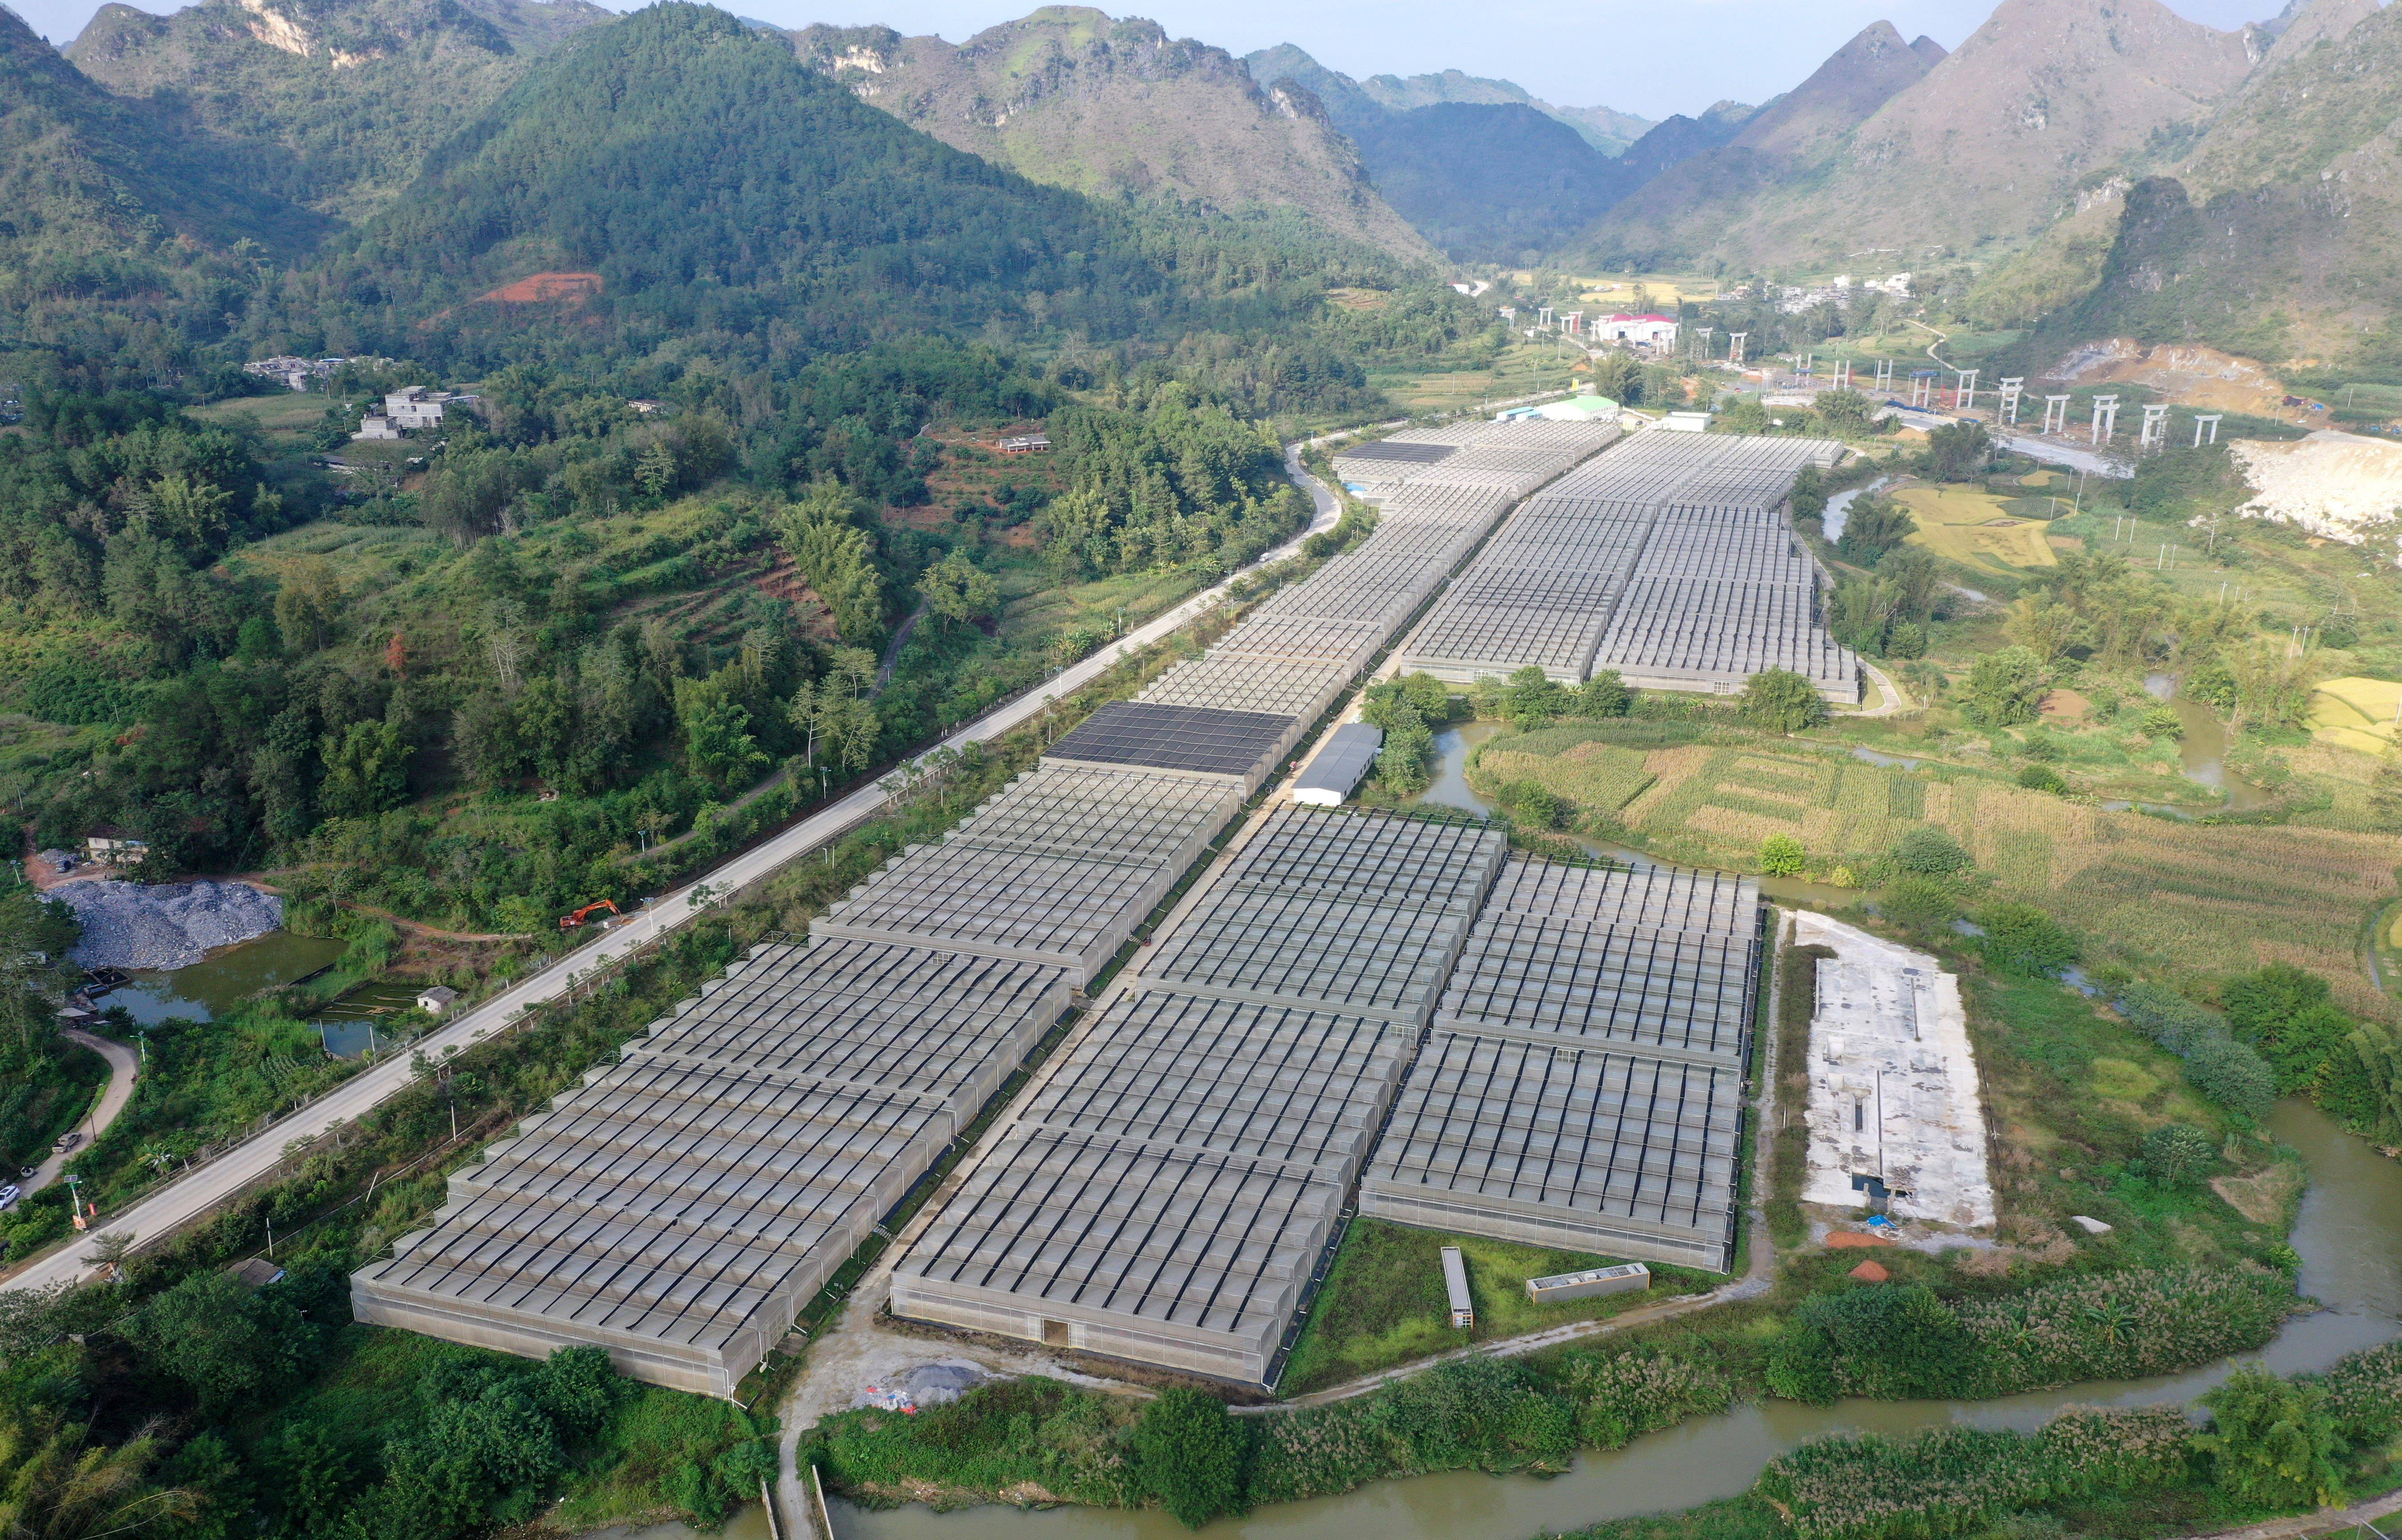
[57,880,284,971]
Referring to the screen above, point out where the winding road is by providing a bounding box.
[0,442,1353,1297]
[18,1030,141,1203]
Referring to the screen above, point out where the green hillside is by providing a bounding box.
[66,0,612,223]
[0,5,323,366]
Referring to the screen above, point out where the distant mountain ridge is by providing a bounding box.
[791,8,1434,264]
[1241,43,1652,154]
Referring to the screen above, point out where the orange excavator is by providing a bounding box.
[559,899,620,932]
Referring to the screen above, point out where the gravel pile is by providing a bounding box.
[58,880,285,971]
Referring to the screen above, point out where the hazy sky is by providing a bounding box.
[18,0,2283,120]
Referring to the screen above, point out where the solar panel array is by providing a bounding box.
[1399,430,1863,700]
[892,809,1507,1381]
[1359,858,1761,1271]
[355,417,1616,1396]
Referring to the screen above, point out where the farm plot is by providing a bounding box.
[1895,485,2058,573]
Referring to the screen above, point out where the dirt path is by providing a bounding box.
[22,1030,140,1201]
[2195,1486,2402,1539]
[873,601,929,693]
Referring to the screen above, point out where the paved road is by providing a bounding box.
[2,460,1348,1297]
[18,1030,141,1203]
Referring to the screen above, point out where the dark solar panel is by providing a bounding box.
[1339,441,1457,465]
[1045,701,1294,779]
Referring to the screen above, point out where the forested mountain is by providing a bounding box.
[789,9,1433,265]
[66,0,612,222]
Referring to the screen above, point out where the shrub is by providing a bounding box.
[2314,1341,2402,1443]
[1892,827,1972,875]
[1244,1357,1575,1505]
[2196,1366,2346,1512]
[1879,875,1960,932]
[1759,834,1806,876]
[2016,764,2068,795]
[2114,982,2277,1119]
[1135,1389,1245,1529]
[1960,1266,2295,1391]
[1766,1284,1978,1405]
[1760,1406,2192,1540]
[2140,702,2183,737]
[1743,669,1828,733]
[1561,1351,1734,1450]
[1974,902,2076,976]
[2140,1123,2217,1186]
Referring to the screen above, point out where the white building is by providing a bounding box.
[352,413,403,441]
[385,387,448,430]
[1591,312,1679,348]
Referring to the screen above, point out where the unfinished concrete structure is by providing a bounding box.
[1793,911,1994,1229]
[355,414,1619,1394]
[1400,430,1860,702]
[1359,861,1761,1272]
[891,808,1507,1382]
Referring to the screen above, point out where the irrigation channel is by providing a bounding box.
[614,730,2402,1540]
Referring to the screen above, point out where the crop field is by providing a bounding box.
[1895,485,2059,572]
[2306,675,2402,756]
[1371,339,1580,416]
[1472,730,1655,811]
[1571,274,1717,307]
[1516,739,2402,1014]
[192,390,345,444]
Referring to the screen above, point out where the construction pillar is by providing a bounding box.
[1874,358,1894,393]
[1729,332,1748,366]
[1832,359,1853,390]
[2043,394,2071,435]
[2091,394,2119,445]
[1999,377,2025,425]
[1695,326,1714,362]
[1910,371,1935,410]
[2194,414,2222,446]
[2140,402,2171,448]
[1953,369,1978,412]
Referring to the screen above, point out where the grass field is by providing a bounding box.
[1896,484,2059,572]
[192,390,346,445]
[1279,1219,1718,1395]
[1370,339,1581,416]
[2307,675,2402,756]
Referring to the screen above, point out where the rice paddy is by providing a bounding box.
[1895,486,2060,572]
[1495,731,2399,1016]
[2306,675,2402,756]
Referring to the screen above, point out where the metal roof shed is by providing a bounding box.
[1292,724,1382,808]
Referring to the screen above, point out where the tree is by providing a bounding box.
[1497,666,1569,730]
[1577,669,1631,718]
[2226,964,2356,1094]
[916,551,999,629]
[122,1272,308,1414]
[1920,419,1991,482]
[1359,678,1437,796]
[1743,669,1826,733]
[0,1411,193,1540]
[1975,901,2077,976]
[317,720,413,820]
[1962,646,2049,727]
[273,561,342,654]
[1827,575,1898,653]
[673,672,768,789]
[2002,594,2084,664]
[1834,494,1916,564]
[2141,1123,2216,1186]
[1878,546,1943,624]
[2197,1367,2346,1511]
[1133,1388,1245,1529]
[778,485,887,648]
[2369,751,2402,831]
[1759,834,1805,876]
[1766,1284,1977,1404]
[1814,387,1876,436]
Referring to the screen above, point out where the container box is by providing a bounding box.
[1525,1262,1649,1304]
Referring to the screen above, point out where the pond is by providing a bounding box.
[103,931,348,1027]
[2142,673,2275,813]
[315,982,431,1059]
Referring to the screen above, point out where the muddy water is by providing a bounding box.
[107,931,348,1027]
[2141,672,2275,811]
